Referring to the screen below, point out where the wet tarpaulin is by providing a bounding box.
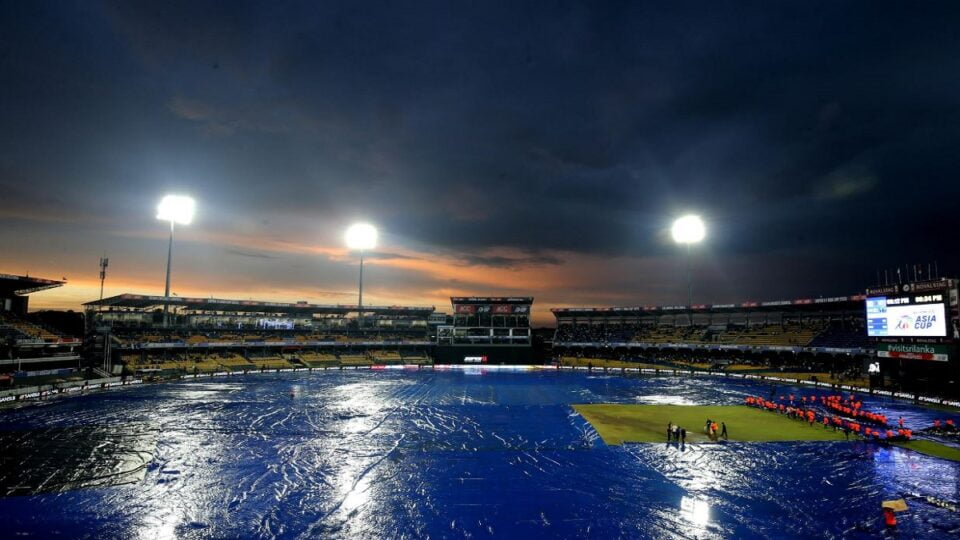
[0,424,156,496]
[0,371,957,538]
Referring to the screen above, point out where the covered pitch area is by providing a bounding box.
[0,368,958,538]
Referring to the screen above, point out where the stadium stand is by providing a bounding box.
[247,352,294,370]
[338,353,373,366]
[74,281,958,399]
[0,274,83,384]
[401,352,432,365]
[296,351,340,368]
[84,294,436,375]
[807,320,871,349]
[551,294,875,379]
[369,350,403,364]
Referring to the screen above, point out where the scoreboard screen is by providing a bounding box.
[866,293,948,337]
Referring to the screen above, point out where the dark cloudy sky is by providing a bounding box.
[2,1,959,323]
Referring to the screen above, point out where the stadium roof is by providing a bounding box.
[551,294,867,316]
[451,297,533,305]
[0,273,66,296]
[84,293,435,316]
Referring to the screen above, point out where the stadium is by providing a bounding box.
[5,2,960,538]
[1,263,960,537]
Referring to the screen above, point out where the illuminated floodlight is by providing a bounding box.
[672,214,705,309]
[157,194,196,327]
[156,195,196,225]
[344,222,378,329]
[671,215,705,244]
[345,223,378,251]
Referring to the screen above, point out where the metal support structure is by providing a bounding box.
[686,242,693,311]
[357,250,365,329]
[102,334,111,375]
[163,220,174,327]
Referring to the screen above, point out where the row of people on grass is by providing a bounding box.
[774,393,891,426]
[821,395,889,426]
[744,396,912,441]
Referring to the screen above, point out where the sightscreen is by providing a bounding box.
[866,294,948,337]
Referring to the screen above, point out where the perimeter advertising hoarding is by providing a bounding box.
[876,343,950,362]
[866,292,948,338]
[455,303,529,314]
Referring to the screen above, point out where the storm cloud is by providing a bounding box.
[2,1,959,322]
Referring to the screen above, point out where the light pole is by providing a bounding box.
[156,195,195,327]
[344,223,377,329]
[671,215,705,309]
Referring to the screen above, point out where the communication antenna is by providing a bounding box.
[98,254,109,309]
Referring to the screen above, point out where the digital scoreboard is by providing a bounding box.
[866,292,948,338]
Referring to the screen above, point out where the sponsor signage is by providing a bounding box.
[905,280,950,293]
[815,296,850,304]
[866,285,899,296]
[866,280,949,297]
[876,343,950,362]
[456,303,529,314]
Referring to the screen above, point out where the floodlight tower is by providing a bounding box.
[671,215,706,310]
[344,223,378,329]
[156,195,195,327]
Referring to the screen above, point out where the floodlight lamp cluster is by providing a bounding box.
[156,195,196,225]
[671,215,706,244]
[345,223,378,251]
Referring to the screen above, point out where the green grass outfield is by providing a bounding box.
[573,404,850,445]
[575,404,960,462]
[891,439,960,462]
